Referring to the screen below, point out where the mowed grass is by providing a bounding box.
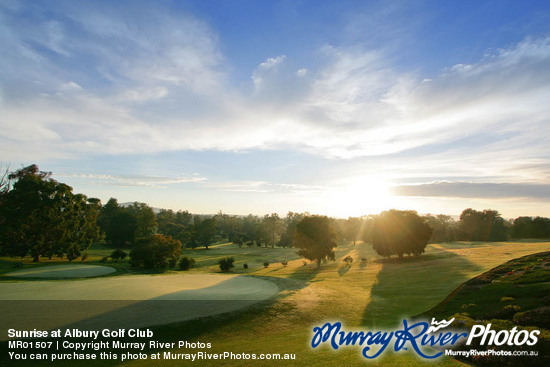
[2,240,550,366]
[123,240,550,367]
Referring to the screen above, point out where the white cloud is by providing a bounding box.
[1,2,549,189]
[251,55,287,90]
[58,81,82,92]
[58,173,206,188]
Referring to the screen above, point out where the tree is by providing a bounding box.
[190,216,217,249]
[423,214,457,243]
[277,212,306,248]
[218,257,235,272]
[344,217,362,245]
[0,165,101,261]
[532,217,550,238]
[126,202,157,238]
[512,216,534,238]
[130,234,182,269]
[458,208,509,241]
[108,211,138,247]
[110,249,127,262]
[294,215,337,268]
[262,213,283,248]
[371,210,432,259]
[178,256,195,270]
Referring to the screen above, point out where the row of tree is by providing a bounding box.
[2,165,550,265]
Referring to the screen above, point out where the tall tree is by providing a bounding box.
[0,165,101,261]
[262,213,283,248]
[278,212,306,248]
[188,216,217,249]
[371,210,432,259]
[127,202,157,238]
[294,215,337,268]
[458,208,509,241]
[344,217,362,245]
[130,234,182,269]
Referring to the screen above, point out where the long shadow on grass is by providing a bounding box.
[0,276,306,367]
[361,246,482,329]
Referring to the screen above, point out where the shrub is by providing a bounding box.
[110,249,128,262]
[179,256,196,271]
[485,305,521,320]
[263,261,269,268]
[130,234,182,269]
[303,261,307,266]
[218,257,235,272]
[281,260,288,267]
[500,296,514,302]
[466,276,491,286]
[343,256,353,265]
[101,256,109,263]
[243,263,248,269]
[514,308,550,329]
[81,253,88,262]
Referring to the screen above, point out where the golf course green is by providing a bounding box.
[1,240,549,366]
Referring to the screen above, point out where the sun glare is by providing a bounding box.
[328,177,394,217]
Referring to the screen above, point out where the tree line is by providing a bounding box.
[1,165,549,267]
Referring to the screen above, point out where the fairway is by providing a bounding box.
[123,240,550,367]
[4,264,116,278]
[0,274,278,339]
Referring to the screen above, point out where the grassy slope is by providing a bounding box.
[2,241,550,366]
[128,240,550,366]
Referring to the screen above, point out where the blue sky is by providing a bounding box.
[1,0,550,218]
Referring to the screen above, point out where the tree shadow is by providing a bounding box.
[0,274,310,365]
[361,246,482,329]
[338,264,351,277]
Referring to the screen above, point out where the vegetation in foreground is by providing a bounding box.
[421,251,550,366]
[2,241,550,366]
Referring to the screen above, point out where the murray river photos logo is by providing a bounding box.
[310,318,540,360]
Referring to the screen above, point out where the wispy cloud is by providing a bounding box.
[208,180,326,195]
[57,173,206,188]
[393,181,550,200]
[1,2,549,194]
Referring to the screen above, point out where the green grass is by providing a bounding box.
[422,251,550,322]
[2,240,550,366]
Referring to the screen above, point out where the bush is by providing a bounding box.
[281,260,288,267]
[110,249,127,262]
[263,261,269,268]
[343,256,353,265]
[101,256,109,263]
[81,253,88,262]
[130,234,182,269]
[243,263,248,269]
[513,308,550,329]
[218,257,235,272]
[485,305,521,320]
[179,256,196,271]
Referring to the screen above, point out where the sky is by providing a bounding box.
[1,0,550,218]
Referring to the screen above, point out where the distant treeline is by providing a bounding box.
[1,165,549,262]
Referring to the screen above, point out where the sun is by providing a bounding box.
[327,177,394,217]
